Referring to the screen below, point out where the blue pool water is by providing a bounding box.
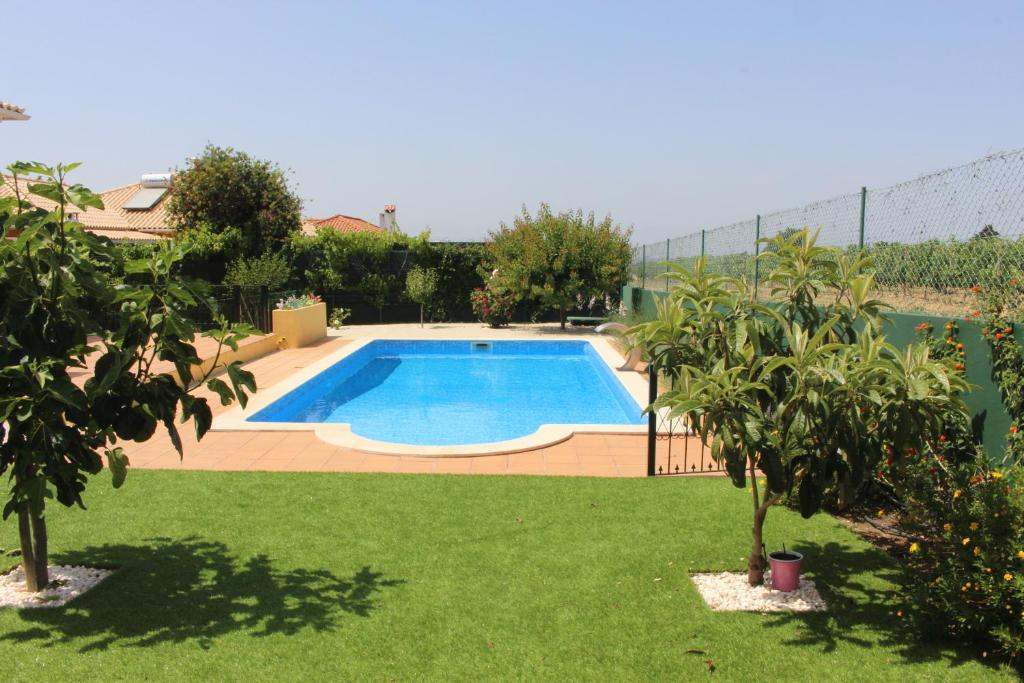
[249,340,645,445]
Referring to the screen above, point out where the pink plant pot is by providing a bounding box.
[768,550,803,592]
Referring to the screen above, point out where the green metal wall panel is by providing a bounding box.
[622,286,1018,462]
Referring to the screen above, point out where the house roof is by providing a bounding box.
[95,182,174,235]
[0,101,29,121]
[301,213,383,236]
[1,175,166,241]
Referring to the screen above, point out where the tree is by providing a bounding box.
[0,163,256,592]
[630,229,968,585]
[224,251,291,289]
[485,204,632,328]
[167,145,302,261]
[405,267,439,327]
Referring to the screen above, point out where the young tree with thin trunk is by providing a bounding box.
[0,163,256,591]
[405,266,439,328]
[631,230,968,585]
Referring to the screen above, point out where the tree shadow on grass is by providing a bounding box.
[1,536,404,652]
[761,539,1018,676]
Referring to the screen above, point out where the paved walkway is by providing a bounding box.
[123,324,714,477]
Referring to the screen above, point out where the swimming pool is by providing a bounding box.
[247,340,645,446]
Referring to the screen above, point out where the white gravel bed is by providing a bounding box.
[691,571,827,612]
[0,565,113,609]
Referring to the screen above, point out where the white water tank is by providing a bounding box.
[140,173,172,188]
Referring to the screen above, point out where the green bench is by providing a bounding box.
[566,316,609,327]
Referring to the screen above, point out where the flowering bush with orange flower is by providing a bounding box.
[889,284,1024,660]
[895,455,1024,659]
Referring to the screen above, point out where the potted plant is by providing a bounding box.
[767,547,803,592]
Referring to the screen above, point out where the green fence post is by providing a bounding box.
[753,215,761,300]
[858,186,867,250]
[700,229,706,258]
[641,244,646,290]
[664,239,670,292]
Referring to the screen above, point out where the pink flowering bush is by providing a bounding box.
[470,286,513,328]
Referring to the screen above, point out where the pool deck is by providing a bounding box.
[118,323,714,477]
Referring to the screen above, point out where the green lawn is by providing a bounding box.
[0,471,1015,681]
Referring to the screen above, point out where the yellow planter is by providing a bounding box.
[272,302,327,349]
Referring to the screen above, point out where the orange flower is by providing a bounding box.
[971,285,982,293]
[1011,426,1018,434]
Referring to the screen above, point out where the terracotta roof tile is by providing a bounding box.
[1,175,167,240]
[301,214,383,236]
[96,183,174,234]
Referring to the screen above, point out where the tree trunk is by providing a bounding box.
[17,505,49,592]
[420,304,424,328]
[748,504,768,586]
[30,511,49,589]
[559,306,566,329]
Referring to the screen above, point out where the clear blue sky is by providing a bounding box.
[3,0,1022,242]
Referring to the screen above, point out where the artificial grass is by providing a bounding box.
[0,471,1015,681]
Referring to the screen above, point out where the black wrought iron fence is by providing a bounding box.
[646,366,726,477]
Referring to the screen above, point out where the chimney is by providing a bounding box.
[379,204,397,231]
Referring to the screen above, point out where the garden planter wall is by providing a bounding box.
[272,302,327,349]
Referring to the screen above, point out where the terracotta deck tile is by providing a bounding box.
[544,449,580,464]
[543,462,583,476]
[432,458,475,474]
[469,456,509,474]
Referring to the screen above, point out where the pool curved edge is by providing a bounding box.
[311,422,648,457]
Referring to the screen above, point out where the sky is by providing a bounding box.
[2,0,1022,242]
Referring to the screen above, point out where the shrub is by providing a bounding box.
[485,204,632,328]
[470,286,514,328]
[328,307,351,328]
[224,251,291,289]
[417,242,486,321]
[276,293,321,310]
[890,282,1024,660]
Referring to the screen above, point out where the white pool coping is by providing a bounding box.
[212,333,649,456]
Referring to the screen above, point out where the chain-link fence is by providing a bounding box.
[632,148,1024,315]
